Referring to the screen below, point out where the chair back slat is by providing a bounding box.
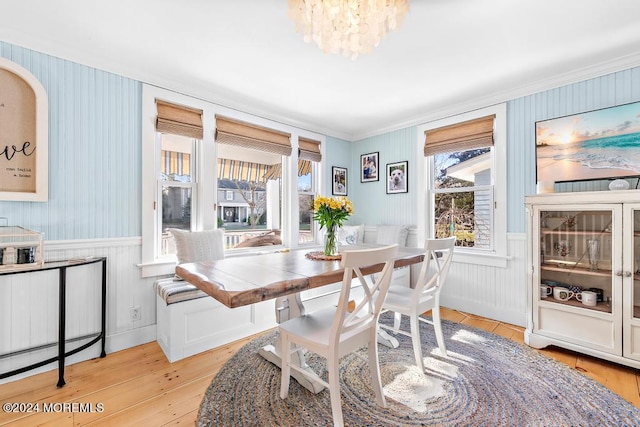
[414,237,455,301]
[332,244,398,339]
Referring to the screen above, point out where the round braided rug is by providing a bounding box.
[198,313,640,426]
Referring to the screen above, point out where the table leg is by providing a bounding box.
[258,293,325,394]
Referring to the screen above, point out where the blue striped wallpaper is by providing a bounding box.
[0,42,141,240]
[1,40,638,239]
[507,66,640,233]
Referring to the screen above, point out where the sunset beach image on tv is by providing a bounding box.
[536,101,640,183]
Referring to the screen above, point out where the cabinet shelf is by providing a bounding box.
[541,229,611,236]
[540,263,611,278]
[540,297,611,314]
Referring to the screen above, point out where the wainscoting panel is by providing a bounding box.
[0,238,156,384]
[440,233,528,327]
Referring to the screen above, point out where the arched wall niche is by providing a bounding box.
[0,58,48,201]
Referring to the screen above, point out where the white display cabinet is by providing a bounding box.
[525,190,640,369]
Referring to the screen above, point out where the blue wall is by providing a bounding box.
[2,40,639,240]
[0,42,141,240]
[349,67,640,234]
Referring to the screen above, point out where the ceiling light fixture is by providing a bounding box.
[288,0,409,60]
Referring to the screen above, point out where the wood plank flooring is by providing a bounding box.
[1,308,638,426]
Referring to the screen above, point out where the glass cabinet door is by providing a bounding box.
[633,209,640,320]
[538,208,613,313]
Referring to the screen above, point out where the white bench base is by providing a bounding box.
[156,280,276,363]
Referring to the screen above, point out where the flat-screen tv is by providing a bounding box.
[535,101,640,183]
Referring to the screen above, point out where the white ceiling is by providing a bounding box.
[1,0,640,140]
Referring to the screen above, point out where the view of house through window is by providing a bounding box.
[217,144,283,250]
[158,133,196,256]
[432,147,493,249]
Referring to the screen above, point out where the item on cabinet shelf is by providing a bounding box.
[587,239,599,271]
[562,215,577,229]
[553,287,575,301]
[540,285,552,298]
[576,291,598,307]
[554,240,571,266]
[568,285,583,294]
[608,179,630,191]
[588,287,604,302]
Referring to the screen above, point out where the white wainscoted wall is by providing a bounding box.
[0,239,155,384]
[442,234,527,327]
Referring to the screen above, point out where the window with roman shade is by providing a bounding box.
[215,115,292,250]
[153,100,203,258]
[424,114,496,251]
[156,99,203,139]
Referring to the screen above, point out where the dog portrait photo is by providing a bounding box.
[386,161,408,194]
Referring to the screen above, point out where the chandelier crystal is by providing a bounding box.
[288,0,409,59]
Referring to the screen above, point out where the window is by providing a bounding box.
[297,137,321,245]
[141,85,325,276]
[158,134,196,256]
[419,104,507,266]
[215,115,291,251]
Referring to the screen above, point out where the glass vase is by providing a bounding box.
[324,224,338,256]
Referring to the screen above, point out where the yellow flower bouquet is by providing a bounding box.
[313,196,353,256]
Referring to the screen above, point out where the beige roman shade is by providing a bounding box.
[298,137,322,162]
[156,100,203,139]
[215,115,292,156]
[424,115,495,157]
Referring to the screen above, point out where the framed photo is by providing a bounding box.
[536,101,640,183]
[386,161,408,194]
[332,166,347,196]
[360,152,379,182]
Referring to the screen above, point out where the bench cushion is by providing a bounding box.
[155,277,207,305]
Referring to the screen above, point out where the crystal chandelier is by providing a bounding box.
[288,0,410,59]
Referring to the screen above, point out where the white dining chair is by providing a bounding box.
[279,244,399,427]
[380,237,455,373]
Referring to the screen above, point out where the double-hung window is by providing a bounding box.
[215,115,290,251]
[297,137,321,245]
[155,100,203,257]
[420,104,507,266]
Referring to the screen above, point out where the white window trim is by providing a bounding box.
[416,103,508,268]
[140,84,326,277]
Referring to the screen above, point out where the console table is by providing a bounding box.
[0,257,107,387]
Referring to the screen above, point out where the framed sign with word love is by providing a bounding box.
[0,58,48,201]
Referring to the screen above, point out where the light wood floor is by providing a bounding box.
[1,308,639,426]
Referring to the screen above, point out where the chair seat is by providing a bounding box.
[279,307,373,354]
[384,285,435,314]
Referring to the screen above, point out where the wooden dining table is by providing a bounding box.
[176,244,425,393]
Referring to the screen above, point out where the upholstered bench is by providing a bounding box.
[155,228,277,363]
